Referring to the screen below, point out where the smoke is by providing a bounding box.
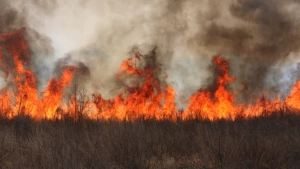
[2,0,300,103]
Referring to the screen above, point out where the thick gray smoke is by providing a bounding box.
[2,0,300,104]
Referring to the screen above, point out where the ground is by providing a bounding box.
[0,112,299,169]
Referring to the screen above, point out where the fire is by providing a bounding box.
[183,56,240,120]
[94,52,177,120]
[40,66,76,119]
[0,29,300,121]
[285,81,300,110]
[0,29,77,119]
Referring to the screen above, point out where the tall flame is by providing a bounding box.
[94,52,177,120]
[0,29,77,119]
[183,56,240,120]
[0,29,300,121]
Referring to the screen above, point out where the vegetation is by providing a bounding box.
[0,112,299,169]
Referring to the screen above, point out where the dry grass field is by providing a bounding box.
[0,112,300,169]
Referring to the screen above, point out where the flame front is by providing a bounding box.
[183,56,240,120]
[94,52,177,120]
[0,29,77,119]
[0,29,300,121]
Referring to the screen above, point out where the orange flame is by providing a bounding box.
[183,56,240,120]
[39,66,77,119]
[1,29,300,121]
[0,29,77,119]
[94,53,177,120]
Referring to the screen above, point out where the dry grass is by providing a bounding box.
[0,112,300,169]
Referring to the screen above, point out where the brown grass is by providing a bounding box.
[0,112,299,169]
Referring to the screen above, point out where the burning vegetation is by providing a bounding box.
[2,1,300,168]
[0,29,300,121]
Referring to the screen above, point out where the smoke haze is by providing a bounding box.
[2,0,300,104]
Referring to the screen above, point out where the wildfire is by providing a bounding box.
[0,29,299,121]
[183,56,240,120]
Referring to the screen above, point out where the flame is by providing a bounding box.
[0,29,300,121]
[0,29,77,119]
[285,81,300,110]
[183,56,240,120]
[39,66,76,119]
[94,53,177,120]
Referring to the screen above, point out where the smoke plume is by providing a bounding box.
[2,0,300,105]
